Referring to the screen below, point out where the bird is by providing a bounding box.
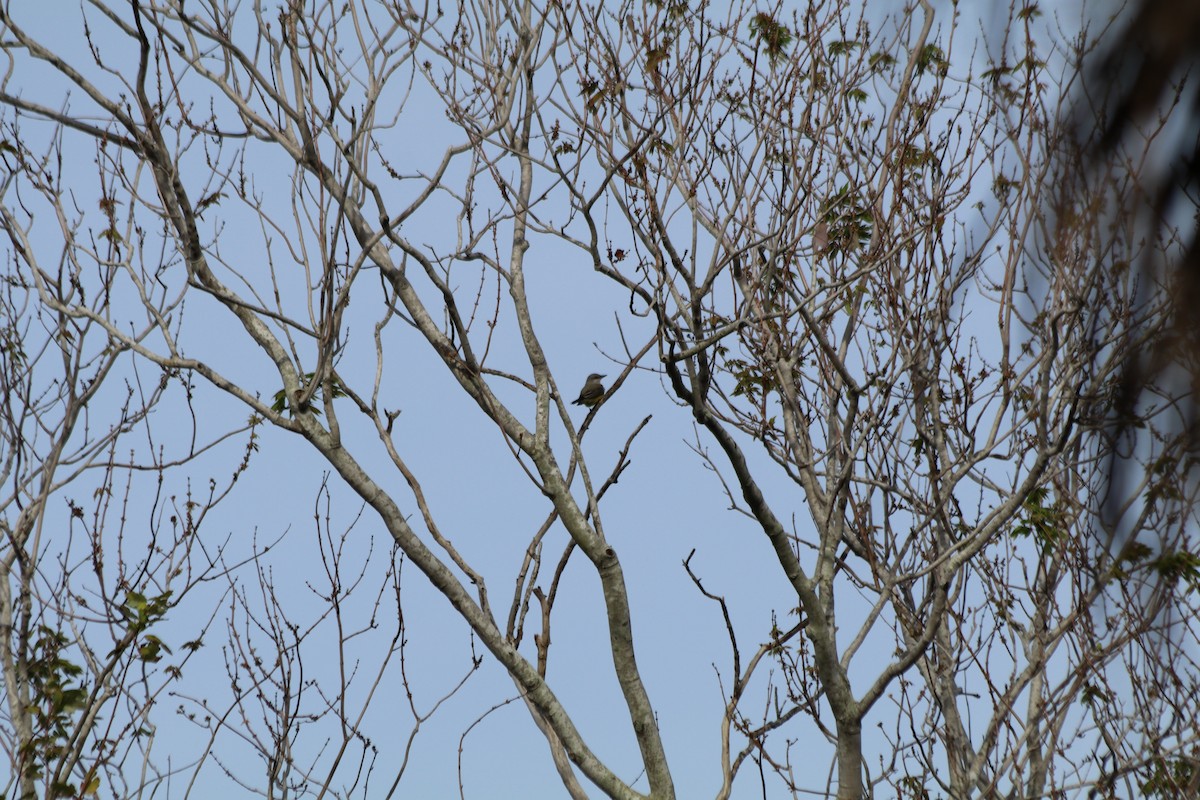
[572,373,606,407]
[813,220,829,255]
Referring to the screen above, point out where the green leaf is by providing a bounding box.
[828,40,861,58]
[1016,3,1042,20]
[1151,550,1200,589]
[869,52,897,73]
[749,12,793,65]
[138,635,172,662]
[916,44,947,76]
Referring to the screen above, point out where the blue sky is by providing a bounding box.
[4,1,1189,799]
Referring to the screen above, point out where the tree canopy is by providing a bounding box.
[2,1,1198,798]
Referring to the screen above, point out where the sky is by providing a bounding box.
[1,1,1177,799]
[2,5,805,794]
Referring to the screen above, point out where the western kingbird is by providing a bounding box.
[572,373,606,407]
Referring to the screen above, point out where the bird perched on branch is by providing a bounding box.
[572,373,606,407]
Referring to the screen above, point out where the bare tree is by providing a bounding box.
[2,0,1197,798]
[0,116,261,796]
